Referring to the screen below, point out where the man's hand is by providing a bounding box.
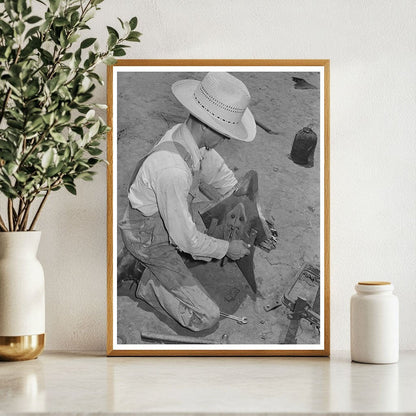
[226,240,250,261]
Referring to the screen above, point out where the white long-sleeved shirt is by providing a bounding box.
[128,123,237,260]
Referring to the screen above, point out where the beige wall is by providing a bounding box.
[36,0,416,351]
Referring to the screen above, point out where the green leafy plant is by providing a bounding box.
[0,0,140,231]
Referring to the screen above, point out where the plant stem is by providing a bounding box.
[20,200,33,231]
[7,199,14,231]
[18,121,57,169]
[29,189,50,231]
[0,214,8,232]
[80,0,93,19]
[0,88,12,125]
[47,46,63,81]
[15,199,28,231]
[14,199,23,230]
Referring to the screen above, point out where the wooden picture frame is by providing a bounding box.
[107,60,330,356]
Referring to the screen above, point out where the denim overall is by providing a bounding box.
[118,141,220,332]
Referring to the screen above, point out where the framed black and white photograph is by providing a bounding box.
[107,60,330,356]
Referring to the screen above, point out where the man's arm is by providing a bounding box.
[200,149,238,197]
[153,167,229,259]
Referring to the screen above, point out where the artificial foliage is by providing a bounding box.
[0,0,140,231]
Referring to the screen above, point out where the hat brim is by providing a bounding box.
[172,79,256,142]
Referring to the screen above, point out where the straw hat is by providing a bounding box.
[172,72,256,142]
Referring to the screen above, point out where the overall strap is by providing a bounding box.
[128,141,194,189]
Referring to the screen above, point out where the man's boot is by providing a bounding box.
[117,246,146,289]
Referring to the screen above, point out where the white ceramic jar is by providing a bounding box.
[350,281,399,364]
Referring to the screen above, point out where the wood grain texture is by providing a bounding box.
[106,60,330,357]
[107,64,114,356]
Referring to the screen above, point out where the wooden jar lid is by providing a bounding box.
[358,281,391,285]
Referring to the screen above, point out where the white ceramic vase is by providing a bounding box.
[0,231,45,360]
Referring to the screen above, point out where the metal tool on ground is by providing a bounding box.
[220,201,248,267]
[282,263,320,322]
[258,220,278,252]
[284,297,320,344]
[141,331,229,344]
[201,170,278,293]
[264,300,282,312]
[282,263,320,344]
[220,312,248,324]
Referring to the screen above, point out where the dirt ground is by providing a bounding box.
[116,71,321,345]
